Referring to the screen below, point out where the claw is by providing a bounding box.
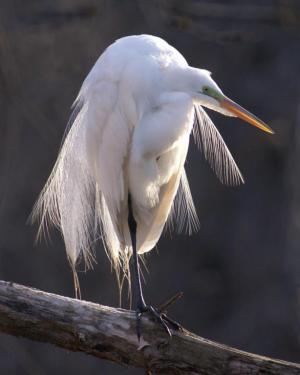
[148,305,172,337]
[135,304,181,340]
[161,313,183,332]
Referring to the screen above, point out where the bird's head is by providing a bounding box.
[188,67,274,134]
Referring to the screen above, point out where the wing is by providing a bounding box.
[193,105,244,185]
[32,75,132,281]
[166,105,243,238]
[137,135,197,253]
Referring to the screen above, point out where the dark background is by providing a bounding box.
[1,0,300,374]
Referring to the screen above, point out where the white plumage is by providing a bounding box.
[32,34,259,296]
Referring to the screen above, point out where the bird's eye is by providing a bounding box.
[202,86,222,101]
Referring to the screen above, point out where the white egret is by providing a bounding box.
[32,34,273,339]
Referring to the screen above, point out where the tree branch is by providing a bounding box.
[0,280,299,374]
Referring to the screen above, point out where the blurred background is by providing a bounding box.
[0,0,300,373]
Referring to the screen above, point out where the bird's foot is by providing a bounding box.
[135,304,182,341]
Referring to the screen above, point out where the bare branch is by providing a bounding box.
[0,280,299,374]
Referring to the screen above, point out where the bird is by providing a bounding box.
[32,34,273,339]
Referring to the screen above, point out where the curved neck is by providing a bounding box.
[163,66,210,94]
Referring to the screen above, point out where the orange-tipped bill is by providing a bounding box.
[220,96,274,134]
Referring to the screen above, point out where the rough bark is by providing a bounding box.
[0,280,299,374]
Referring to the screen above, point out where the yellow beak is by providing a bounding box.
[220,96,274,134]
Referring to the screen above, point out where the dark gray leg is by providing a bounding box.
[128,195,146,311]
[128,195,181,340]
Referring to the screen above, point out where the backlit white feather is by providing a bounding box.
[193,106,244,185]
